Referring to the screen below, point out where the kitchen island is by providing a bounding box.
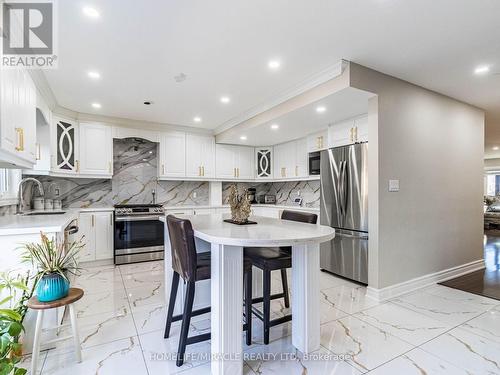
[160,213,335,375]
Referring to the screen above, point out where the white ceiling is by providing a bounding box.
[44,0,500,152]
[219,87,372,146]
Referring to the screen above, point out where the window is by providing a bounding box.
[485,174,500,196]
[0,169,21,205]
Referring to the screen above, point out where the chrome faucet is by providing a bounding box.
[17,178,45,214]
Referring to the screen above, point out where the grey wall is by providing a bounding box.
[350,63,485,289]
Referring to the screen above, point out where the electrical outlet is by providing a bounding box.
[388,180,400,192]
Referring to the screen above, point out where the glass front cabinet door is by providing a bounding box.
[256,148,272,179]
[53,118,78,173]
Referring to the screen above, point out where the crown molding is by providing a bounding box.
[214,60,348,135]
[29,70,57,109]
[52,105,213,135]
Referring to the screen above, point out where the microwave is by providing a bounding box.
[309,151,321,175]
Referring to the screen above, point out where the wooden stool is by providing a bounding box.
[27,288,84,374]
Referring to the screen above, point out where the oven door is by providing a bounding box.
[114,216,164,254]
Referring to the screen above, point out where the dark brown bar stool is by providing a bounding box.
[244,210,318,344]
[163,215,253,367]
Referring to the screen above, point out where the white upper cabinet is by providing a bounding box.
[159,131,186,178]
[237,146,255,179]
[79,122,113,176]
[215,144,237,179]
[0,67,37,168]
[329,114,368,148]
[216,144,254,180]
[307,129,328,152]
[274,138,310,179]
[52,116,79,174]
[295,137,308,178]
[186,134,215,178]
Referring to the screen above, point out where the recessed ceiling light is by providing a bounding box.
[193,116,202,123]
[270,124,279,130]
[220,96,231,104]
[87,71,100,80]
[91,102,101,109]
[240,135,247,141]
[268,60,281,70]
[493,146,499,151]
[474,65,490,75]
[316,106,326,113]
[83,6,100,18]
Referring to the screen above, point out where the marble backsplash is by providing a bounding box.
[24,138,209,209]
[222,180,320,208]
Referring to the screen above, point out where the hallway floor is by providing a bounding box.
[20,260,500,374]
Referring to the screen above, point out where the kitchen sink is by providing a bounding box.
[22,211,66,216]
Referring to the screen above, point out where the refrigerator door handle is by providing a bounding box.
[336,232,369,240]
[339,160,347,218]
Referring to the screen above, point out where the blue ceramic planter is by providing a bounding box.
[36,273,69,302]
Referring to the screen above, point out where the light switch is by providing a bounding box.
[388,180,400,192]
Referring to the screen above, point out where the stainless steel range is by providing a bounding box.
[114,204,165,265]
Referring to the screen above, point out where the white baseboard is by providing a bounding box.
[366,259,485,302]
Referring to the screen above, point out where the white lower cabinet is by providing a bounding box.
[77,211,113,262]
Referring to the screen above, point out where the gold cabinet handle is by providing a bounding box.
[295,166,298,176]
[234,167,236,178]
[202,166,205,176]
[162,164,165,175]
[91,214,95,227]
[319,136,323,149]
[36,143,41,160]
[110,214,112,226]
[198,166,201,176]
[350,128,354,143]
[237,168,240,178]
[15,128,24,151]
[354,126,358,142]
[76,160,80,172]
[316,137,320,150]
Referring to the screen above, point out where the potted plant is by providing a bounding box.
[0,272,29,375]
[21,233,83,303]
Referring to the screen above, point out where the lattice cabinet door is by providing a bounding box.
[53,118,78,173]
[255,148,272,179]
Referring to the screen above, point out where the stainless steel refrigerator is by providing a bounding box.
[320,142,368,284]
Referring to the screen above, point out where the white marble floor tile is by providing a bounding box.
[320,315,414,372]
[320,300,349,325]
[55,309,137,353]
[320,271,360,291]
[19,352,47,375]
[392,290,488,326]
[421,327,500,374]
[126,284,165,308]
[354,302,451,346]
[131,303,166,335]
[461,308,500,344]
[42,336,148,375]
[247,319,292,347]
[180,361,256,374]
[368,347,469,375]
[73,288,130,318]
[121,269,164,290]
[139,327,211,375]
[246,339,361,375]
[321,284,379,314]
[423,285,499,310]
[119,260,164,275]
[72,268,124,294]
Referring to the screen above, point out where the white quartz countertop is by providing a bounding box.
[163,204,320,212]
[160,213,334,247]
[0,210,80,236]
[0,207,114,236]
